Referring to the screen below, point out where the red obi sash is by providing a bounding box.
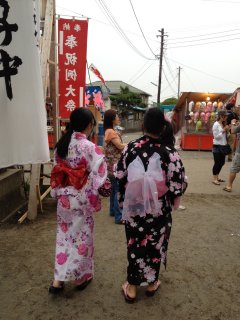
[51,159,89,190]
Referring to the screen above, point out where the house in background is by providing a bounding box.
[86,80,151,109]
[86,80,151,131]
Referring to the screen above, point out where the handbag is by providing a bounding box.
[219,144,231,155]
[98,178,112,197]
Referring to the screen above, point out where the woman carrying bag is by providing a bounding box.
[104,109,126,224]
[212,110,230,185]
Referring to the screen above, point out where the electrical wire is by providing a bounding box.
[163,55,178,86]
[130,60,157,84]
[56,5,89,19]
[182,69,199,92]
[167,31,240,45]
[166,56,239,85]
[167,36,240,49]
[162,67,178,96]
[128,0,157,58]
[127,60,153,83]
[168,28,240,42]
[95,0,156,60]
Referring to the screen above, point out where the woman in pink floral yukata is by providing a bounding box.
[115,108,188,303]
[49,108,108,294]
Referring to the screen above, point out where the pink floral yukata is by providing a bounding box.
[51,132,107,284]
[115,135,187,286]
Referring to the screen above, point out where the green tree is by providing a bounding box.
[161,97,178,105]
[110,86,142,116]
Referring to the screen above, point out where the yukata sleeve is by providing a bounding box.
[166,149,188,206]
[87,144,108,190]
[115,144,129,207]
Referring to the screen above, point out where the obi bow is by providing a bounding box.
[124,152,168,217]
[50,159,89,190]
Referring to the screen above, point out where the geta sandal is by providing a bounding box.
[76,278,92,291]
[145,279,161,297]
[49,282,64,294]
[122,282,136,303]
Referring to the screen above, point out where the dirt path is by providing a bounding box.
[1,135,240,320]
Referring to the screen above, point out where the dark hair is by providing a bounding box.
[143,108,165,135]
[55,108,96,159]
[217,110,227,120]
[159,121,175,147]
[103,109,118,132]
[226,103,234,111]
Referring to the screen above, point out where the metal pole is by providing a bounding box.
[177,66,182,99]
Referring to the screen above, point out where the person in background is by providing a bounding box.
[212,110,229,185]
[104,109,126,224]
[223,119,240,192]
[115,108,187,303]
[171,106,182,150]
[49,108,107,294]
[226,103,239,162]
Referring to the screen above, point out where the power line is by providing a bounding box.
[167,36,240,49]
[127,60,153,83]
[168,28,240,42]
[57,5,240,47]
[128,0,157,58]
[167,31,240,45]
[162,67,178,96]
[95,0,156,60]
[130,60,157,84]
[166,56,240,86]
[164,55,178,86]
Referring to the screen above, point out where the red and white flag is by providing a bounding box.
[89,64,110,92]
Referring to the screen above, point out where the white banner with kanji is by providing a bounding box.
[0,0,50,168]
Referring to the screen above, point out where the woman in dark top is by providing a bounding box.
[115,108,187,303]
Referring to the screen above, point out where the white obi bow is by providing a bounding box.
[123,152,168,220]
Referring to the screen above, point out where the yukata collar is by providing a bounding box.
[72,131,87,140]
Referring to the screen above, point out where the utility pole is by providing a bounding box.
[177,66,182,99]
[156,28,166,105]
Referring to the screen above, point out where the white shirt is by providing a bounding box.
[212,121,227,145]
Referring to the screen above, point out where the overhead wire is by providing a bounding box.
[127,60,153,83]
[166,56,239,85]
[167,36,240,49]
[163,55,178,86]
[162,67,178,96]
[95,0,156,60]
[168,28,240,42]
[130,60,157,84]
[128,0,157,58]
[167,31,240,45]
[182,69,199,92]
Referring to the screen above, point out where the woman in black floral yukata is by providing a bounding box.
[115,108,188,303]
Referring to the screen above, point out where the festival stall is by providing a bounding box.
[224,87,240,112]
[177,92,232,150]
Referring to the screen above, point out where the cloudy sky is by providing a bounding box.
[56,0,240,104]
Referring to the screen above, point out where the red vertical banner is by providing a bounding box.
[58,18,88,119]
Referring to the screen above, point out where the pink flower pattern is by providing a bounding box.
[52,132,107,282]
